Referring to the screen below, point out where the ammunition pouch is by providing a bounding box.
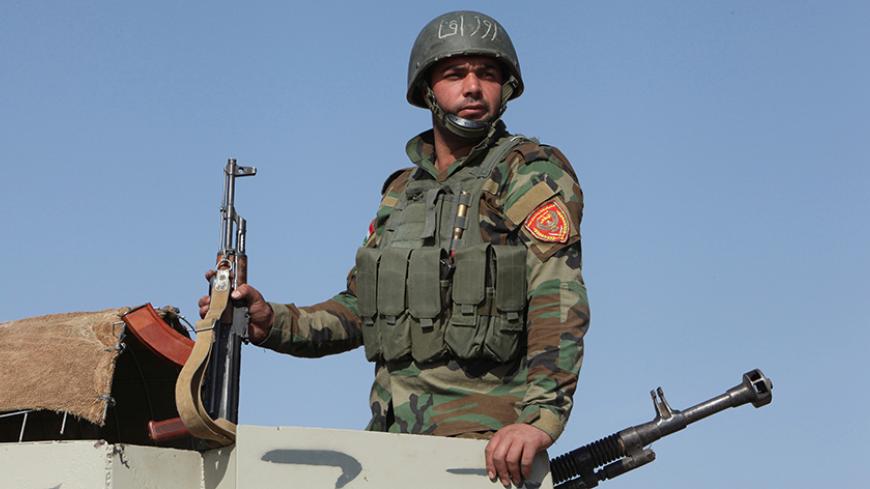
[355,242,526,364]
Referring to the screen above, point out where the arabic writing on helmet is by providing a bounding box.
[437,15,498,41]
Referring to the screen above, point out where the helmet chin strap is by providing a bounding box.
[424,76,519,140]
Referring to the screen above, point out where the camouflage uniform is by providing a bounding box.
[258,122,589,442]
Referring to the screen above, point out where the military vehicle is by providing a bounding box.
[0,300,771,489]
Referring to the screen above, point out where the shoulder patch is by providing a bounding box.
[362,218,377,247]
[523,199,570,243]
[504,176,560,227]
[381,167,413,195]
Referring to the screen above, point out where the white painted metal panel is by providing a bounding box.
[1,426,553,489]
[0,441,202,489]
[230,425,553,489]
[111,444,202,489]
[203,445,237,489]
[0,440,111,489]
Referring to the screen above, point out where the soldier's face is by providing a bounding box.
[429,56,504,122]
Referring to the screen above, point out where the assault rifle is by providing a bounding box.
[549,369,773,489]
[201,158,257,426]
[150,159,256,445]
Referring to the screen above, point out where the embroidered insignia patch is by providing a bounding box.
[363,219,376,245]
[524,200,569,243]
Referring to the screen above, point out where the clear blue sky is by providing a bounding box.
[2,2,867,487]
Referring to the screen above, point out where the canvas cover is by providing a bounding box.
[0,308,126,426]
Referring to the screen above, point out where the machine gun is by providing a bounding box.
[549,369,773,489]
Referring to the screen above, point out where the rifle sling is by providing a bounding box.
[174,282,236,445]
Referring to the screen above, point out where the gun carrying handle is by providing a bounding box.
[148,417,191,443]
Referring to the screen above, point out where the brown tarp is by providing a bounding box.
[0,308,126,426]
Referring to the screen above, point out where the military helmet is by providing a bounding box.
[406,11,524,108]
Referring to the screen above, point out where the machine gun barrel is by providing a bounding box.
[549,369,772,489]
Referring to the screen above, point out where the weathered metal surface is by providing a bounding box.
[203,445,237,489]
[0,425,552,489]
[229,425,553,489]
[0,440,201,489]
[111,443,203,489]
[1,440,111,489]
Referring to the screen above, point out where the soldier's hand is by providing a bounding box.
[198,270,218,319]
[485,423,553,487]
[198,270,274,344]
[231,284,273,344]
[198,293,211,319]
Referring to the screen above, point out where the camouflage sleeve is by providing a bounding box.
[255,169,412,359]
[500,145,590,441]
[256,273,364,358]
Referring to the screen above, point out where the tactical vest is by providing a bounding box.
[355,136,530,365]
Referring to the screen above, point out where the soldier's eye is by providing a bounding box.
[479,68,500,81]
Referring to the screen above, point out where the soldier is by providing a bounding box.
[200,10,589,488]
